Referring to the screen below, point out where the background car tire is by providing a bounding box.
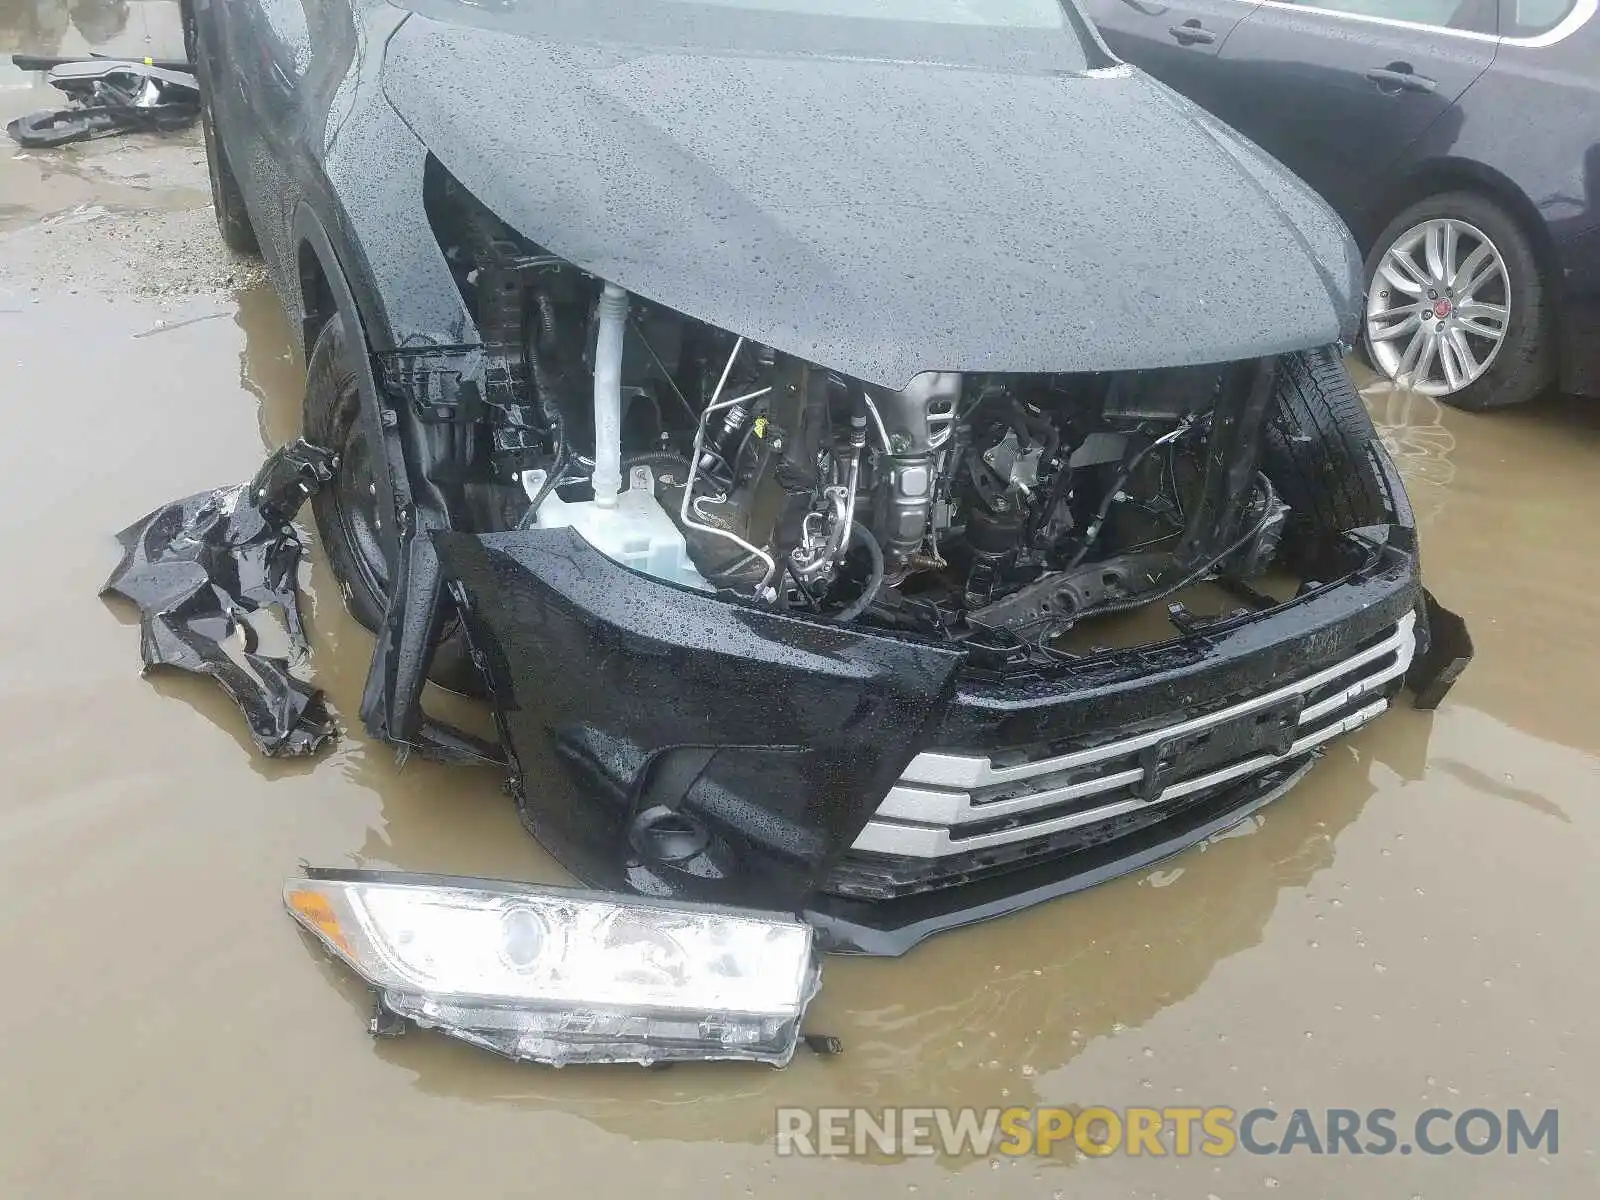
[1261,346,1388,531]
[1363,192,1550,412]
[302,314,484,695]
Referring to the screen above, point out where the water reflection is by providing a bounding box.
[1363,382,1457,494]
[0,0,72,54]
[67,0,127,43]
[0,0,140,54]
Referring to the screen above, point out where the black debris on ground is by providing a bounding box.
[6,57,200,148]
[101,439,340,756]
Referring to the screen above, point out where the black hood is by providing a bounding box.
[382,0,1361,388]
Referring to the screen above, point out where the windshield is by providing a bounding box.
[391,0,1105,74]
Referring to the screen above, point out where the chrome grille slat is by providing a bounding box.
[900,612,1416,791]
[854,614,1416,858]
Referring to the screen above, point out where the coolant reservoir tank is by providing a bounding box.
[530,464,711,591]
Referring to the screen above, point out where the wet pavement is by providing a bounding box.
[2,3,1598,1195]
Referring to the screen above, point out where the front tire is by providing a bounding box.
[1261,346,1389,532]
[304,315,389,630]
[1362,192,1550,411]
[302,314,483,694]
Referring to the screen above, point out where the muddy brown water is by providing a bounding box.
[3,5,1598,1195]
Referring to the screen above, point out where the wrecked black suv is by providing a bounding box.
[179,0,1468,956]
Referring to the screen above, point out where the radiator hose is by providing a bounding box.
[832,522,885,624]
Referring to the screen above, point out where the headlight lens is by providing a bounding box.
[286,870,819,1067]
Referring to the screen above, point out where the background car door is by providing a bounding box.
[1211,0,1500,223]
[1084,0,1262,110]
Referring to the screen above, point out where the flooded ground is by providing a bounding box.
[2,4,1598,1195]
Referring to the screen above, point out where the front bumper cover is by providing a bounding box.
[436,494,1464,955]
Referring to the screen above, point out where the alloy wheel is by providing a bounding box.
[1365,218,1510,397]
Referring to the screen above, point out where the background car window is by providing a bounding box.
[1286,0,1499,33]
[1505,0,1577,34]
[664,0,1068,27]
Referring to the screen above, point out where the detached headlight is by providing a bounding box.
[285,869,820,1067]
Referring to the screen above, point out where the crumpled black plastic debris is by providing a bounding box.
[102,440,339,756]
[7,57,200,148]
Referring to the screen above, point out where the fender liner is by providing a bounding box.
[290,201,500,764]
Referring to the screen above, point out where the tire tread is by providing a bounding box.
[1262,347,1389,531]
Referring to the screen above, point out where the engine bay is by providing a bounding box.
[419,170,1295,667]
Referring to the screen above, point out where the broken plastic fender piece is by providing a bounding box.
[101,439,338,756]
[6,60,200,147]
[1407,588,1474,711]
[285,868,822,1067]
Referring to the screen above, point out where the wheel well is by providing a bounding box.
[1366,157,1565,375]
[1366,158,1561,290]
[297,241,336,359]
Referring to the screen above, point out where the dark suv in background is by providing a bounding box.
[1086,0,1600,411]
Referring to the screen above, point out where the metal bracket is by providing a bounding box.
[368,994,407,1039]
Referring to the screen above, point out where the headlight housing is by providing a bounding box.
[286,869,820,1067]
